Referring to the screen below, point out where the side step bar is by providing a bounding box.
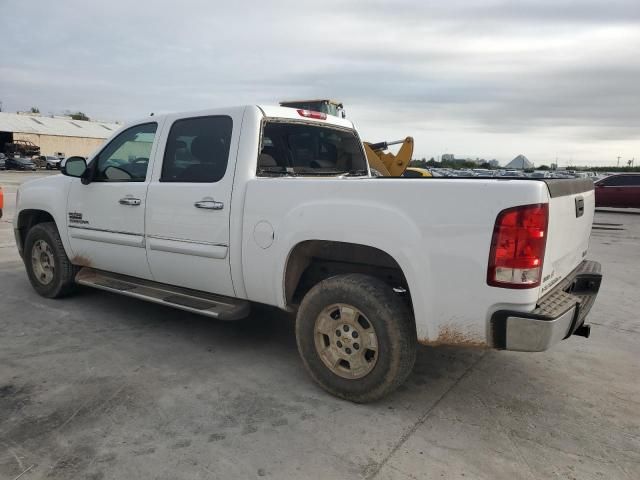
[75,268,250,320]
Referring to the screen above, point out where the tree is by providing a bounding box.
[30,107,40,114]
[409,159,429,169]
[70,112,90,121]
[479,162,492,169]
[538,164,550,170]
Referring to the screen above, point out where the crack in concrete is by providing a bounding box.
[589,322,639,335]
[364,352,488,479]
[473,394,538,480]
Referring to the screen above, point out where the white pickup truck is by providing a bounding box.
[14,105,602,402]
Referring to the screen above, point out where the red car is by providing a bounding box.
[595,174,640,208]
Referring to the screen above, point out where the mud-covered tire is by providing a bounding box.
[296,274,416,403]
[24,222,78,298]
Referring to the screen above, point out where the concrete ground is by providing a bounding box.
[0,171,638,480]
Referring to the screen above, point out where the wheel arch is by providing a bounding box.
[15,209,57,257]
[283,240,412,309]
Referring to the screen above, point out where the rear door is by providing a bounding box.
[144,109,243,296]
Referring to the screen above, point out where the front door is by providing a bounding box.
[66,121,161,279]
[145,110,242,295]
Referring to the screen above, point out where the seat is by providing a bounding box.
[179,136,228,182]
[161,140,187,181]
[289,134,315,168]
[260,145,287,167]
[258,153,277,167]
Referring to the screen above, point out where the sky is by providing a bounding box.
[1,0,639,166]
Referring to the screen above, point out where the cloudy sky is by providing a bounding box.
[1,0,639,166]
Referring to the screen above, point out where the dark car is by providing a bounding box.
[0,153,6,170]
[6,156,37,171]
[595,174,640,208]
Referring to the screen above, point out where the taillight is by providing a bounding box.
[296,109,327,120]
[487,203,548,289]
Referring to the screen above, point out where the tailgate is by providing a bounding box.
[540,179,595,297]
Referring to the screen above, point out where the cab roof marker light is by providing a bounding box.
[296,109,327,120]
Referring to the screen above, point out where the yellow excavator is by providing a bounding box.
[279,99,428,177]
[362,138,415,177]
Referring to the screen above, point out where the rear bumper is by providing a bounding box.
[491,260,602,352]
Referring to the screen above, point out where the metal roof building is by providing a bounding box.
[0,112,121,158]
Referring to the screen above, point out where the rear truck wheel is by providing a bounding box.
[24,222,78,298]
[295,274,416,402]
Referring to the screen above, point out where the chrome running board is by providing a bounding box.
[76,268,250,320]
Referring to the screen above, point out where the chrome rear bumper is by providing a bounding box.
[491,260,602,352]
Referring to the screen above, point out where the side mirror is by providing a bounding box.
[62,156,87,178]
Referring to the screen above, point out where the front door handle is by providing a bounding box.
[119,197,141,206]
[194,199,224,210]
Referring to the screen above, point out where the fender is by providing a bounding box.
[241,189,436,341]
[14,175,74,257]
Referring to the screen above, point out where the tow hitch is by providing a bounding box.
[573,324,591,338]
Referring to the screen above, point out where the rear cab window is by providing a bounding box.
[257,120,368,176]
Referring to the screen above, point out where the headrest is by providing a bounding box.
[191,136,224,162]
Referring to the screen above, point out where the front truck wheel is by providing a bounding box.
[24,222,78,298]
[296,274,416,402]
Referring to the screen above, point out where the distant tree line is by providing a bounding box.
[566,165,640,172]
[67,111,90,121]
[410,158,483,170]
[410,158,640,172]
[20,107,90,121]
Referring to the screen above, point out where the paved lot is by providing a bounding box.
[1,171,638,480]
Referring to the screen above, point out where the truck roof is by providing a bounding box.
[257,105,354,129]
[127,105,355,131]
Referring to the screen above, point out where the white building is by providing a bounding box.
[0,112,120,157]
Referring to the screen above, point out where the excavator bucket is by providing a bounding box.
[364,137,414,177]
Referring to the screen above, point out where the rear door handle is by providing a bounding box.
[119,197,141,206]
[194,199,224,210]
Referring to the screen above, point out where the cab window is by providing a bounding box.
[161,116,233,183]
[93,123,157,182]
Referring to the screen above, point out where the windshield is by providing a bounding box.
[258,121,367,176]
